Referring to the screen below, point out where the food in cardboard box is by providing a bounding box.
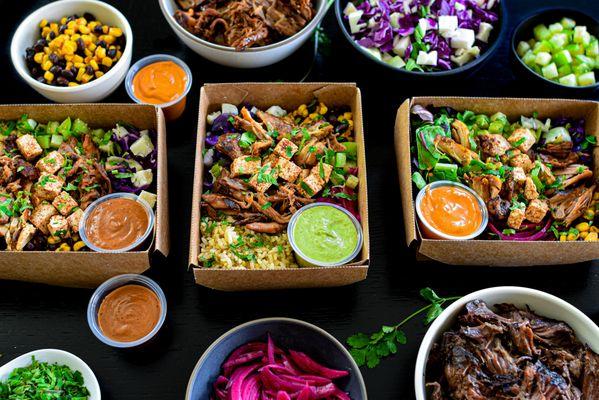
[199,100,362,269]
[516,17,598,87]
[0,115,157,251]
[425,299,599,400]
[173,0,316,50]
[212,334,351,399]
[342,0,500,71]
[410,105,597,241]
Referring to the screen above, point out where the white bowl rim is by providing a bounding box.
[158,0,328,53]
[414,286,599,400]
[0,348,101,399]
[185,317,368,400]
[10,0,133,93]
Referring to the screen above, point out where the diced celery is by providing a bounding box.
[517,41,531,57]
[559,73,578,86]
[36,135,50,149]
[566,43,584,55]
[542,63,559,80]
[535,52,552,66]
[335,152,347,168]
[71,118,88,136]
[50,134,63,148]
[561,17,576,30]
[586,40,599,57]
[46,121,59,135]
[558,64,572,77]
[490,112,508,123]
[549,22,564,33]
[522,51,536,66]
[489,121,504,134]
[577,72,596,86]
[527,38,537,48]
[346,174,359,190]
[549,33,567,49]
[57,117,71,139]
[534,24,551,41]
[553,49,572,66]
[342,142,358,157]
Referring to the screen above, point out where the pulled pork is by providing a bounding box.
[174,0,315,50]
[426,300,599,400]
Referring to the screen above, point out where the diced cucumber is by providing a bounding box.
[558,64,572,77]
[586,40,599,57]
[489,121,504,134]
[130,134,154,158]
[412,172,426,190]
[517,41,531,57]
[553,49,572,66]
[50,134,64,148]
[542,63,559,79]
[549,33,568,49]
[99,141,115,155]
[36,135,50,149]
[566,43,584,55]
[522,51,536,67]
[46,121,59,135]
[131,169,153,188]
[335,152,347,168]
[548,22,564,33]
[385,55,406,69]
[561,17,576,30]
[578,72,596,86]
[330,171,346,186]
[534,24,551,41]
[72,118,88,136]
[346,174,359,190]
[139,191,157,209]
[573,63,592,76]
[535,52,552,66]
[342,142,358,157]
[490,112,508,123]
[58,117,71,139]
[533,40,551,54]
[559,73,578,86]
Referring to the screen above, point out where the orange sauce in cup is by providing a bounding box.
[132,61,188,120]
[420,185,482,237]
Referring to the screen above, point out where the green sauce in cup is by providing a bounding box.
[290,203,361,266]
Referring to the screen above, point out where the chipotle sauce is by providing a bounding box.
[98,285,161,342]
[420,185,483,237]
[85,197,149,251]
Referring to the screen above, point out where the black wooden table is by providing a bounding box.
[1,1,598,399]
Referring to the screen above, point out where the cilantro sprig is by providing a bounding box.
[347,288,461,368]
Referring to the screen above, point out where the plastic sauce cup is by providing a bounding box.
[87,274,167,349]
[79,192,155,253]
[287,202,363,268]
[125,54,192,121]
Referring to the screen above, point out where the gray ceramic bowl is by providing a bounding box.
[186,317,368,399]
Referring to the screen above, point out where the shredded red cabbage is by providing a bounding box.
[488,219,551,241]
[211,335,351,400]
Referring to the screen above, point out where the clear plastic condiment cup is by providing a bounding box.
[415,180,489,240]
[79,192,155,253]
[87,274,167,349]
[287,202,363,268]
[125,54,192,121]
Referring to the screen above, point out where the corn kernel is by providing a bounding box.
[43,47,51,54]
[74,62,85,69]
[43,71,54,82]
[41,60,53,71]
[95,46,106,59]
[76,67,85,81]
[88,43,96,52]
[84,56,91,63]
[79,25,90,34]
[344,112,353,119]
[103,35,115,45]
[89,59,99,71]
[319,104,328,114]
[585,232,598,242]
[41,27,51,37]
[102,25,109,34]
[81,34,92,45]
[593,193,599,201]
[559,234,567,242]
[47,235,60,245]
[116,50,122,59]
[73,241,86,251]
[80,73,93,83]
[64,28,74,36]
[61,40,77,55]
[108,27,123,37]
[84,48,92,57]
[33,52,44,64]
[60,17,67,25]
[39,19,48,28]
[72,55,83,64]
[50,22,58,31]
[591,226,599,233]
[575,222,590,232]
[95,71,104,79]
[567,232,579,241]
[89,21,98,30]
[68,82,79,87]
[55,243,71,252]
[584,208,595,220]
[77,17,87,25]
[66,61,73,69]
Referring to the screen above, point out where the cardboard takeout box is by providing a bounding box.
[0,104,169,287]
[189,83,370,290]
[395,97,599,266]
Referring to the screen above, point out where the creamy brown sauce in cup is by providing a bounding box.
[97,285,161,343]
[85,197,149,251]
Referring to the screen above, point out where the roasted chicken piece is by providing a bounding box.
[216,134,243,160]
[539,152,579,168]
[478,133,512,157]
[553,165,593,190]
[245,221,286,234]
[434,136,478,166]
[450,120,471,148]
[487,197,510,220]
[256,110,295,136]
[507,128,536,152]
[469,174,502,202]
[549,185,595,226]
[293,138,326,167]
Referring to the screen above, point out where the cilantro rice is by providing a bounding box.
[199,219,298,269]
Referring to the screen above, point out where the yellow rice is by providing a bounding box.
[199,219,298,269]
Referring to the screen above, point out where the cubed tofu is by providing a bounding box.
[30,203,58,234]
[34,173,64,200]
[507,207,526,230]
[524,177,539,200]
[48,215,69,237]
[52,191,78,216]
[230,156,261,177]
[16,134,43,160]
[67,208,83,233]
[509,153,534,172]
[35,151,65,174]
[525,199,549,223]
[309,162,333,183]
[508,128,536,152]
[276,158,302,182]
[299,169,310,181]
[15,223,36,251]
[273,138,298,160]
[297,173,324,198]
[512,167,527,183]
[249,164,279,193]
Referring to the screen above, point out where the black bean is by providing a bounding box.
[85,65,93,75]
[56,76,69,86]
[76,38,85,53]
[49,53,59,64]
[49,31,56,39]
[67,15,75,22]
[93,25,103,34]
[36,76,46,83]
[57,59,66,68]
[50,65,62,75]
[96,40,107,48]
[59,24,67,34]
[33,39,46,52]
[83,12,96,21]
[30,67,41,77]
[61,69,74,80]
[107,48,116,58]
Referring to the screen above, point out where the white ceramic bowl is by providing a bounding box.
[11,0,133,103]
[0,349,101,399]
[158,0,328,68]
[414,286,599,400]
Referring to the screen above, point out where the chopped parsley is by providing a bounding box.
[261,202,272,210]
[239,131,257,148]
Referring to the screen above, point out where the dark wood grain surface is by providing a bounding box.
[1,0,598,399]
